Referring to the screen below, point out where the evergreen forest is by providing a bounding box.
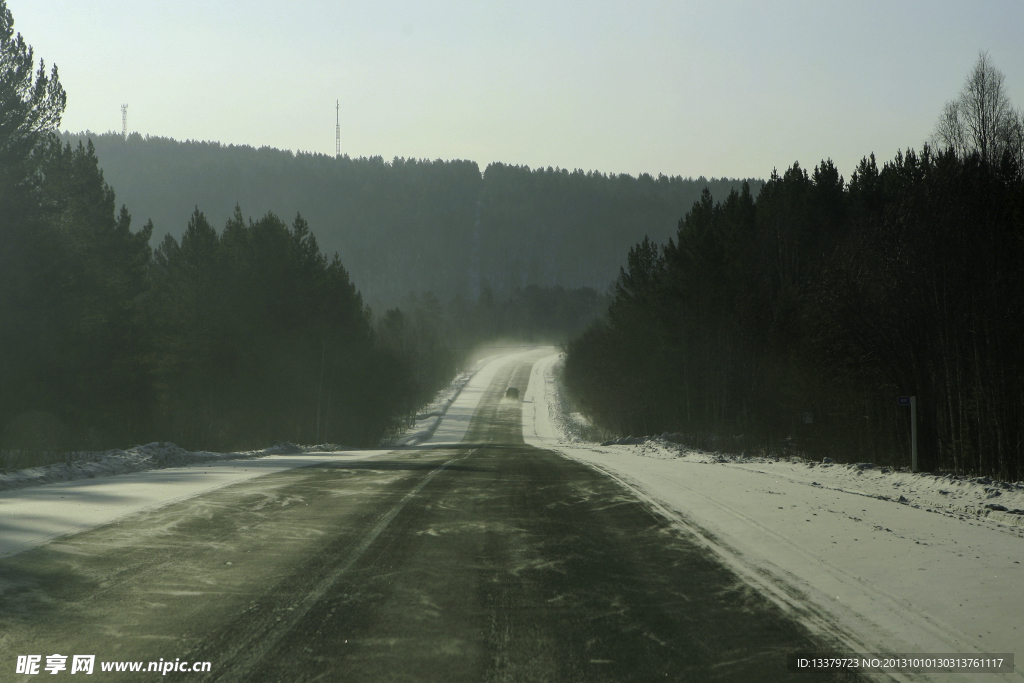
[0,4,425,462]
[0,1,617,464]
[57,131,760,311]
[6,0,1023,487]
[564,55,1024,480]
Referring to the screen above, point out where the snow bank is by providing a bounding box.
[525,352,1024,681]
[385,348,548,447]
[0,441,316,494]
[526,352,1024,529]
[380,356,497,447]
[0,348,531,490]
[421,348,547,446]
[0,349,545,560]
[0,450,389,559]
[0,354,523,493]
[628,439,1024,527]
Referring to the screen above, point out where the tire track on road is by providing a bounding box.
[195,452,472,683]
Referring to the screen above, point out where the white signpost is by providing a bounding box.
[897,396,917,472]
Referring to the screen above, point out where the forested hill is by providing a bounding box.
[60,132,761,309]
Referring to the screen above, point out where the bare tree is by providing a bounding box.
[934,51,1023,166]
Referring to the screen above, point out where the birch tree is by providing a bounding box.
[934,51,1024,166]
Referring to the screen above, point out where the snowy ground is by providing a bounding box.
[419,347,544,446]
[4,349,1022,679]
[381,354,497,447]
[0,351,510,494]
[0,351,531,561]
[524,351,1024,681]
[382,349,542,447]
[0,450,391,560]
[0,441,321,493]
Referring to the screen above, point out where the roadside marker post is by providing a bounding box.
[897,396,917,472]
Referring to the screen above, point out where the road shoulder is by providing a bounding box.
[524,352,1024,682]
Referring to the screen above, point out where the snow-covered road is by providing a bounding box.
[0,452,391,559]
[0,351,538,560]
[420,348,541,446]
[525,351,1023,680]
[3,348,1022,680]
[2,349,840,681]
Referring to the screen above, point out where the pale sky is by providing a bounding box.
[12,0,1024,180]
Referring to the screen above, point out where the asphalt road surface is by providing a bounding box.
[1,355,860,682]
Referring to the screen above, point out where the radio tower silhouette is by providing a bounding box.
[335,100,340,157]
[121,104,128,139]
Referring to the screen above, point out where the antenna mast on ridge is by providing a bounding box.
[335,100,340,157]
[121,104,128,139]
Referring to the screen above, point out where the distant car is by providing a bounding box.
[505,387,520,401]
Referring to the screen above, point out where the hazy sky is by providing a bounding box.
[12,0,1024,180]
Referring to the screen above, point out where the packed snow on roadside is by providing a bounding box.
[0,352,504,493]
[0,441,327,494]
[524,352,1024,681]
[0,350,538,561]
[528,353,1024,528]
[0,352,500,493]
[628,439,1024,528]
[381,355,497,447]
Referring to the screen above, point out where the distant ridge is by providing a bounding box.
[60,131,763,310]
